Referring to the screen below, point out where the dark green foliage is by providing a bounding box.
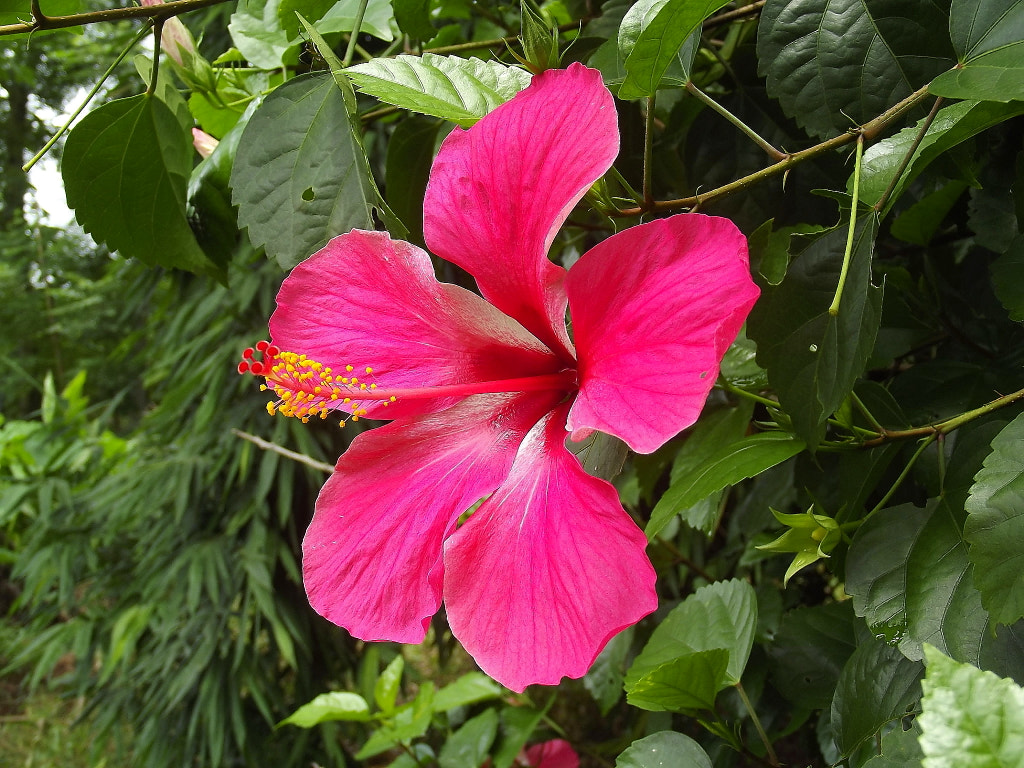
[4,0,1024,766]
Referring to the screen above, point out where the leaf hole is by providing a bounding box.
[302,187,315,201]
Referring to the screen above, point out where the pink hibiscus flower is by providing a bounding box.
[238,64,759,692]
[519,739,579,768]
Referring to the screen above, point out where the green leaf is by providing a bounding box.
[748,217,883,447]
[278,691,372,728]
[861,722,924,768]
[625,649,730,712]
[229,0,393,69]
[757,0,955,139]
[583,627,633,715]
[432,672,502,712]
[766,601,860,710]
[375,655,404,714]
[438,709,499,768]
[929,0,1024,102]
[855,99,1024,212]
[393,0,434,39]
[616,0,731,100]
[651,433,805,538]
[625,580,757,711]
[62,94,211,274]
[965,412,1024,626]
[646,402,752,538]
[568,430,629,483]
[992,234,1024,322]
[347,54,533,125]
[919,646,1024,767]
[231,73,386,270]
[845,494,1024,678]
[890,180,969,246]
[356,682,435,759]
[492,706,544,768]
[829,638,923,759]
[615,731,713,768]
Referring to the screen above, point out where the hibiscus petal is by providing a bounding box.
[443,405,657,692]
[270,230,560,419]
[423,64,618,359]
[304,392,561,643]
[565,214,760,454]
[523,740,580,768]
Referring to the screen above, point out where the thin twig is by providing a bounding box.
[828,132,864,316]
[0,0,231,37]
[231,429,334,474]
[612,83,932,217]
[736,681,780,767]
[22,22,151,171]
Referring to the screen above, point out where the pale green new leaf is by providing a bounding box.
[375,655,404,714]
[278,691,371,728]
[965,412,1024,626]
[347,54,533,125]
[919,646,1024,768]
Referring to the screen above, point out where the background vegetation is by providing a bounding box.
[2,0,1023,766]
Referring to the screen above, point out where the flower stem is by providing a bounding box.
[686,81,786,161]
[736,681,779,767]
[147,18,164,96]
[829,133,865,316]
[343,0,371,67]
[643,94,656,208]
[23,22,151,172]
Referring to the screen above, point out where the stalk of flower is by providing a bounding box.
[140,0,196,67]
[239,64,759,692]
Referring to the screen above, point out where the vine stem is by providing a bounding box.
[686,81,786,161]
[22,22,151,172]
[612,82,931,217]
[231,429,334,474]
[736,681,780,767]
[860,385,1024,447]
[842,433,936,533]
[828,132,864,316]
[874,95,945,213]
[342,0,371,68]
[0,0,230,36]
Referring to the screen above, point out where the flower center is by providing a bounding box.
[238,341,577,425]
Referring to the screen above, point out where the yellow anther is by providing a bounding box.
[341,377,349,384]
[370,383,377,389]
[266,402,276,415]
[365,367,373,374]
[314,386,322,394]
[389,396,396,402]
[352,415,359,422]
[360,383,367,390]
[343,397,351,404]
[346,365,354,372]
[260,384,267,391]
[351,377,359,384]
